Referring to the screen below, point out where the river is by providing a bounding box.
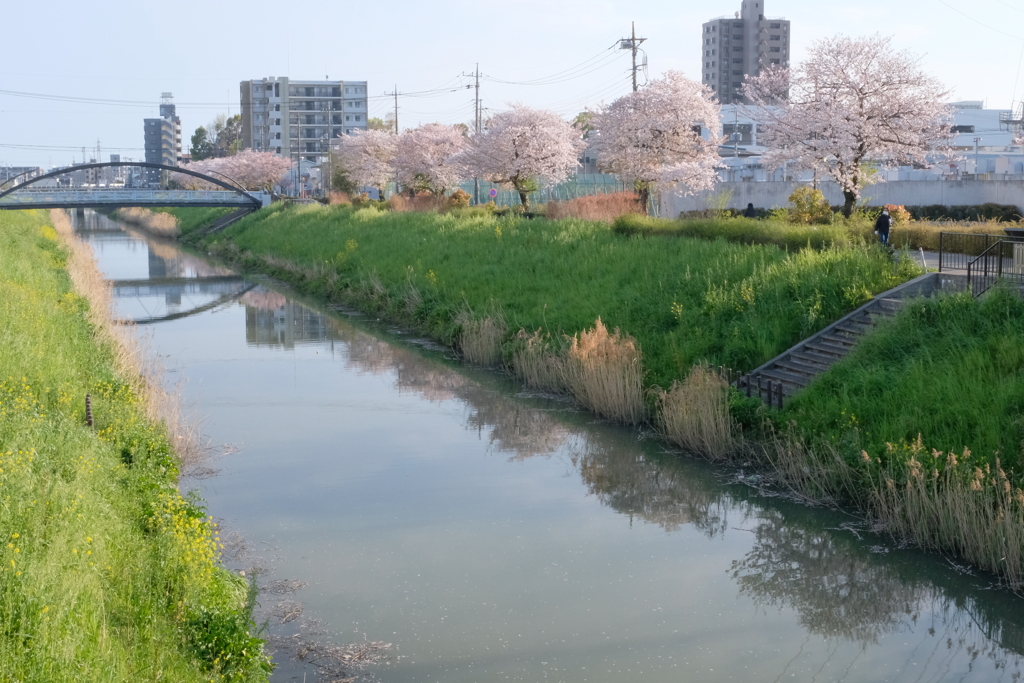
[75,210,1024,682]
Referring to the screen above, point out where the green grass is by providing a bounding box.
[611,213,1017,254]
[160,207,234,236]
[201,203,918,389]
[0,211,270,682]
[784,287,1024,476]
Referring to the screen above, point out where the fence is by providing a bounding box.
[455,174,628,207]
[938,232,1024,271]
[966,240,1024,297]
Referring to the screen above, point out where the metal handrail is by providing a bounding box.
[967,240,1012,297]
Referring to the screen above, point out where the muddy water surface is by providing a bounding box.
[76,211,1024,682]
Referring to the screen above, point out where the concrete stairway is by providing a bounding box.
[738,272,965,406]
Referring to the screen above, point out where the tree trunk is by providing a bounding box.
[842,189,857,218]
[518,188,531,213]
[638,185,651,216]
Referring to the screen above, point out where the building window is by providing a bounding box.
[274,104,280,111]
[346,115,352,121]
[733,58,742,64]
[770,58,781,64]
[770,34,781,40]
[355,115,362,121]
[733,46,742,51]
[275,132,281,139]
[770,47,781,52]
[733,70,742,75]
[952,125,975,133]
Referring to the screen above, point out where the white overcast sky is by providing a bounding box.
[2,0,1023,168]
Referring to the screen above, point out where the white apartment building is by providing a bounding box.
[239,77,369,164]
[701,1,791,104]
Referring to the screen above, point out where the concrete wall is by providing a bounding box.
[660,180,1024,217]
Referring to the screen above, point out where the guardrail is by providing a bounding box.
[938,232,1024,271]
[966,240,1024,297]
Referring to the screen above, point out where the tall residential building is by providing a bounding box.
[239,78,369,164]
[143,93,182,183]
[701,1,790,104]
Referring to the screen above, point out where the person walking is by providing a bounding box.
[743,202,757,218]
[874,208,892,246]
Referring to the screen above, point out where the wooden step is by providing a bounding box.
[805,341,850,358]
[760,367,812,388]
[821,332,858,347]
[776,358,825,377]
[792,349,840,367]
[834,323,871,336]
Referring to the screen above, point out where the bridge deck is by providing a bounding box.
[0,189,264,210]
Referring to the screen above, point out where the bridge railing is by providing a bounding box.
[0,188,269,208]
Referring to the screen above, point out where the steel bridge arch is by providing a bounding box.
[0,162,262,208]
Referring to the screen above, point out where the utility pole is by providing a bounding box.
[974,136,982,178]
[394,85,399,134]
[473,64,481,205]
[619,22,647,92]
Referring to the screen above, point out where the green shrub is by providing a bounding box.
[788,186,834,225]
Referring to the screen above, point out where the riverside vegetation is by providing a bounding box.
[160,201,1024,589]
[0,210,271,681]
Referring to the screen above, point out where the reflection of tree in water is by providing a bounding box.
[254,296,1024,671]
[731,506,1024,674]
[732,509,927,643]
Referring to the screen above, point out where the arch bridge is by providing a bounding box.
[0,162,269,210]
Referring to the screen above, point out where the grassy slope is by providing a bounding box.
[0,211,268,682]
[201,204,918,389]
[785,287,1024,475]
[161,207,233,236]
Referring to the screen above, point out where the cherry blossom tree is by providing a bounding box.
[593,71,722,212]
[220,149,293,192]
[743,34,953,217]
[333,129,397,193]
[172,151,292,192]
[451,105,586,211]
[393,123,468,195]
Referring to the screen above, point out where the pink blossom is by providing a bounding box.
[743,34,953,216]
[594,71,722,210]
[451,105,586,211]
[393,124,468,195]
[173,150,292,192]
[333,129,397,191]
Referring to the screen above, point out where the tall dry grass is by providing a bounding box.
[388,192,447,213]
[546,191,642,222]
[456,311,507,366]
[50,210,201,466]
[116,206,181,237]
[868,443,1024,587]
[512,329,564,392]
[560,318,645,424]
[655,365,734,460]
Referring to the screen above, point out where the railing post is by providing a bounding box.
[939,232,943,272]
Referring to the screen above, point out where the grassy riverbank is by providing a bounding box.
[182,203,917,390]
[166,202,1024,588]
[0,210,270,681]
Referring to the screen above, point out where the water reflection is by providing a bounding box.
[76,209,1024,682]
[241,291,1024,676]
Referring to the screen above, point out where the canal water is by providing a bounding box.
[75,211,1024,682]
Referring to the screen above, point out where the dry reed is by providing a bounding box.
[388,192,447,213]
[456,310,507,366]
[546,192,642,222]
[868,442,1024,588]
[655,365,734,460]
[560,318,645,424]
[116,207,181,237]
[511,328,564,392]
[50,209,201,466]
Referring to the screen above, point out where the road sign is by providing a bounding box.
[489,188,498,198]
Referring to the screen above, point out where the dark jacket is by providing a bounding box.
[874,212,892,232]
[743,204,757,218]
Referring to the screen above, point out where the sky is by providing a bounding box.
[2,0,1024,168]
